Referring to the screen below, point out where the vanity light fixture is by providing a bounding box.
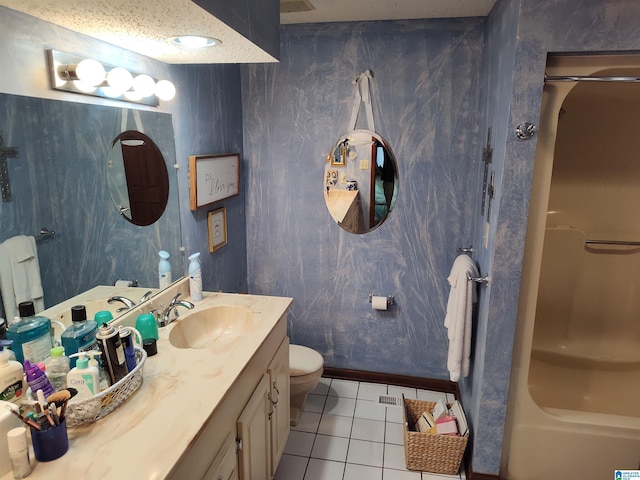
[46,50,176,106]
[169,35,220,48]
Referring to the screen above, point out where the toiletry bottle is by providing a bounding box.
[119,326,137,372]
[67,352,99,400]
[86,350,110,391]
[61,305,98,369]
[44,346,70,392]
[0,340,24,403]
[188,252,204,301]
[23,359,55,399]
[158,250,172,289]
[96,323,128,385]
[7,427,31,478]
[6,301,53,365]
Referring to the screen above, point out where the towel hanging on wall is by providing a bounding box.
[444,254,479,382]
[0,235,45,320]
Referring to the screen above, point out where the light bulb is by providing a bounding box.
[107,67,133,94]
[124,89,143,102]
[74,80,98,93]
[132,74,156,97]
[75,59,105,87]
[155,80,176,101]
[170,35,219,48]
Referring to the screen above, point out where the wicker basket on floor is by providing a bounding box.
[402,397,468,475]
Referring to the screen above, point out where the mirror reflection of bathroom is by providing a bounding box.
[529,58,640,417]
[324,129,398,234]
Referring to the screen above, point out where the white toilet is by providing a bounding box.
[289,344,324,426]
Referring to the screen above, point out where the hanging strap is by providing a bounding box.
[119,108,145,133]
[348,70,375,132]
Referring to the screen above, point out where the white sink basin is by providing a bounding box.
[169,305,254,349]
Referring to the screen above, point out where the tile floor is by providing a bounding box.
[274,377,467,480]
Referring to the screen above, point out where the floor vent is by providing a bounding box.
[378,395,401,406]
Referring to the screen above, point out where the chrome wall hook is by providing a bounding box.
[515,122,537,140]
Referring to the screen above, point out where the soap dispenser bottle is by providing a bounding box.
[86,350,110,391]
[67,352,99,400]
[0,340,24,403]
[188,252,203,301]
[158,250,172,289]
[6,301,53,365]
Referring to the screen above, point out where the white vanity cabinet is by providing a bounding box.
[168,320,290,480]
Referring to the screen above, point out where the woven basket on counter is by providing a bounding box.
[65,347,147,426]
[402,397,468,475]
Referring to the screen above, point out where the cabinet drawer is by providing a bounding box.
[202,433,237,480]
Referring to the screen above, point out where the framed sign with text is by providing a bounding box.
[189,153,240,210]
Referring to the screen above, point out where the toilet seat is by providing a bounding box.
[289,344,323,376]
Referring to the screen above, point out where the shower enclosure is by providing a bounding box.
[502,55,640,479]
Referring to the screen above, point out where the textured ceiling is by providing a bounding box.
[0,0,278,64]
[0,0,496,64]
[281,0,497,24]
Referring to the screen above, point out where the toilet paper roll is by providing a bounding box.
[115,280,133,287]
[371,295,388,311]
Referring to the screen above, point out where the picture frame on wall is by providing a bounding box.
[208,207,228,253]
[189,153,240,210]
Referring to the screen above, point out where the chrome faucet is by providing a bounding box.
[157,293,195,327]
[107,290,155,312]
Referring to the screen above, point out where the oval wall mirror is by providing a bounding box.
[324,129,398,234]
[106,130,170,226]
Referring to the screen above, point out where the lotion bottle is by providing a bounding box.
[67,353,99,400]
[158,250,172,289]
[188,252,203,301]
[0,341,24,403]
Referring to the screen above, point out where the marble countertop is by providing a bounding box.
[1,280,292,479]
[324,189,359,223]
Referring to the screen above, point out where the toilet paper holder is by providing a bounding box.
[368,294,394,307]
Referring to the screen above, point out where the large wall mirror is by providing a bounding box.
[0,93,182,318]
[324,129,398,234]
[106,130,170,226]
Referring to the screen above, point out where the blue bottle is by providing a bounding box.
[6,301,53,365]
[61,305,98,369]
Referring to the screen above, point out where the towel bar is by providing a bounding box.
[467,273,489,285]
[35,227,55,242]
[456,246,473,254]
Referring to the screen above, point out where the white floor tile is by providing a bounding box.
[304,393,327,413]
[344,462,383,480]
[417,389,448,403]
[385,405,404,424]
[284,431,316,457]
[354,399,386,421]
[383,443,407,470]
[346,438,384,467]
[388,386,418,399]
[312,378,331,395]
[317,414,353,438]
[304,458,345,480]
[274,454,308,480]
[324,395,356,417]
[357,382,388,401]
[385,421,405,445]
[293,411,322,433]
[382,467,422,479]
[351,417,385,442]
[310,434,349,462]
[328,379,359,398]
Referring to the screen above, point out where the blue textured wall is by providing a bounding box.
[243,18,485,376]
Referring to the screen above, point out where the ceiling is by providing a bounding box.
[0,0,497,64]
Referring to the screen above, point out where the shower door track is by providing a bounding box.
[585,239,640,246]
[545,75,640,83]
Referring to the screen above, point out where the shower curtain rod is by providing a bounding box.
[545,74,640,83]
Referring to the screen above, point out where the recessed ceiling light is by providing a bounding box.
[169,36,220,48]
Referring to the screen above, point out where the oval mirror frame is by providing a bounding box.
[324,129,398,234]
[106,130,170,226]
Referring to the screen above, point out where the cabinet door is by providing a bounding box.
[237,373,271,480]
[268,338,290,477]
[202,433,238,480]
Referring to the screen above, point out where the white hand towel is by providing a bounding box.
[444,254,479,382]
[0,236,45,320]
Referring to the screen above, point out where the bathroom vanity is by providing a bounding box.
[0,279,292,480]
